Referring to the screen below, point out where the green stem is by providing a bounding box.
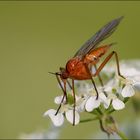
[116,130,128,140]
[124,97,129,103]
[90,108,102,116]
[80,117,98,123]
[108,108,115,114]
[96,108,103,115]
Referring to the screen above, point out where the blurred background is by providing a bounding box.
[0,1,140,139]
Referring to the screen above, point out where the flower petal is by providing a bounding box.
[85,96,100,112]
[121,85,135,97]
[103,99,111,109]
[99,92,110,109]
[112,99,125,110]
[65,110,80,125]
[44,109,64,127]
[76,99,87,112]
[54,95,66,104]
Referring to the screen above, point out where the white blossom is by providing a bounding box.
[44,95,80,126]
[107,93,125,110]
[65,110,80,125]
[103,78,125,110]
[44,109,64,127]
[76,87,109,112]
[120,75,140,97]
[85,95,101,112]
[54,95,66,104]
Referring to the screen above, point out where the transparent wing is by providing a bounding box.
[74,16,124,59]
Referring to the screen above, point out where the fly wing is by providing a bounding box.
[74,16,124,59]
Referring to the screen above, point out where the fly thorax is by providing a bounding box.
[66,57,80,73]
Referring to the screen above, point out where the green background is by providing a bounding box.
[0,1,140,139]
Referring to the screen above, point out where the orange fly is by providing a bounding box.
[49,16,125,125]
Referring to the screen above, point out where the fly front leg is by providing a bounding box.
[55,74,67,115]
[67,80,72,90]
[92,51,125,79]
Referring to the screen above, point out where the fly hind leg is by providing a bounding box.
[92,51,125,79]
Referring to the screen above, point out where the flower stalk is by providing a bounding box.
[116,130,128,140]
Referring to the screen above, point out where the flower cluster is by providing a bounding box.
[44,60,140,129]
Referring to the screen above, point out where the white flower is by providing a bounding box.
[107,93,125,110]
[120,76,140,97]
[103,78,125,110]
[85,96,101,112]
[44,96,80,126]
[54,95,66,104]
[75,95,87,112]
[44,109,64,127]
[78,88,108,112]
[121,78,135,97]
[112,98,125,110]
[65,110,80,125]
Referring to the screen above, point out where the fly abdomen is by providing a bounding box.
[84,44,114,64]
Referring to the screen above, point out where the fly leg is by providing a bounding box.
[67,80,72,90]
[85,64,99,99]
[92,51,125,79]
[72,79,76,126]
[56,77,75,125]
[55,74,67,115]
[90,64,104,86]
[94,65,107,97]
[94,65,104,87]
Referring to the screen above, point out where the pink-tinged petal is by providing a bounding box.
[121,85,135,97]
[65,110,80,125]
[85,96,100,112]
[112,99,125,110]
[44,109,64,127]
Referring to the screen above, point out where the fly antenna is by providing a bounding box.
[48,72,61,76]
